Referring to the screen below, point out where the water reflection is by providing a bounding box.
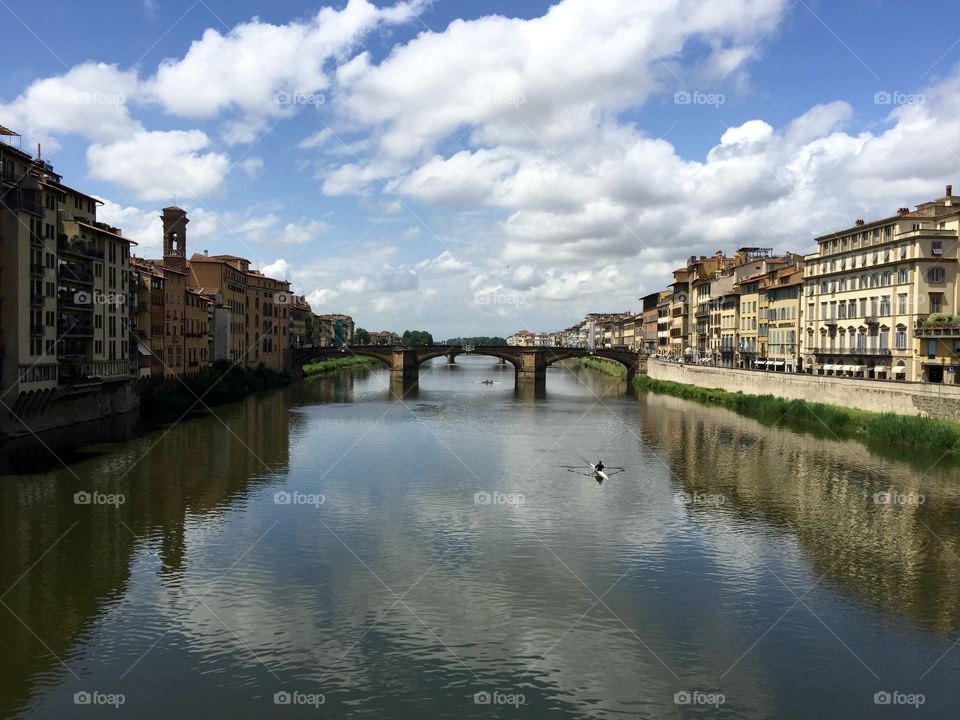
[1,360,958,719]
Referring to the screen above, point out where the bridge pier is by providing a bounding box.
[389,374,419,400]
[498,357,506,365]
[516,350,547,384]
[390,349,419,381]
[514,376,546,400]
[447,353,456,364]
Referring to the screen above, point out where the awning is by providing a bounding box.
[852,365,865,372]
[755,360,766,366]
[136,339,152,356]
[872,367,889,374]
[822,364,834,371]
[893,366,907,374]
[772,360,785,367]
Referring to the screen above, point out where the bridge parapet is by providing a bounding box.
[288,345,647,384]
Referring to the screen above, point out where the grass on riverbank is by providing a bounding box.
[302,355,382,376]
[142,361,291,416]
[579,357,628,376]
[632,375,960,455]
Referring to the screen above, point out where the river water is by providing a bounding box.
[1,357,959,719]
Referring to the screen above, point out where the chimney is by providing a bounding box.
[897,207,910,216]
[854,219,865,226]
[948,185,953,197]
[204,249,208,256]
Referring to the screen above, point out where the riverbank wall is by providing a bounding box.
[1,381,140,441]
[647,359,960,422]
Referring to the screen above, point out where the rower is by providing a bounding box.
[595,460,604,473]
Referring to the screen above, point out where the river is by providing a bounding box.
[1,357,959,719]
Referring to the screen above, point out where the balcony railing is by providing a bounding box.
[58,265,94,285]
[30,262,45,276]
[57,237,104,259]
[59,293,94,310]
[915,321,960,338]
[29,322,45,335]
[811,347,892,356]
[58,320,94,337]
[29,292,45,306]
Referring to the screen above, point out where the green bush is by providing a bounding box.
[632,375,960,454]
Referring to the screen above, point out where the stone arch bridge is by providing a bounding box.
[288,345,647,385]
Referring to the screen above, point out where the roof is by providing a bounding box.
[77,220,137,245]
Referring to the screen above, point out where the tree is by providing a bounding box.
[304,314,314,343]
[442,336,507,346]
[356,327,371,345]
[401,330,434,346]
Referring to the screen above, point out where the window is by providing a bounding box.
[928,267,946,282]
[898,268,908,284]
[932,240,943,256]
[898,294,908,314]
[930,294,944,313]
[896,331,907,350]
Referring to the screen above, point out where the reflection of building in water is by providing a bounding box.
[0,389,293,718]
[636,392,960,634]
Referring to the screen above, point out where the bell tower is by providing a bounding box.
[162,206,189,273]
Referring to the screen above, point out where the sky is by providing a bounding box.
[2,0,960,339]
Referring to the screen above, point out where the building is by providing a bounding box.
[656,292,671,355]
[368,331,400,346]
[1,132,139,401]
[803,187,960,382]
[640,292,663,354]
[313,313,354,347]
[507,330,535,346]
[762,264,803,373]
[288,294,311,348]
[668,269,689,357]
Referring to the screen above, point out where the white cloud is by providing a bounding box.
[239,157,264,179]
[95,198,162,253]
[259,258,290,280]
[148,0,427,120]
[87,130,229,201]
[0,63,141,150]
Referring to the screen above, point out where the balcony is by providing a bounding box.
[57,236,104,259]
[58,319,94,337]
[915,320,960,338]
[30,232,43,247]
[811,347,892,357]
[29,322,45,335]
[865,316,879,325]
[30,262,45,277]
[57,340,87,358]
[59,292,94,310]
[29,292,45,306]
[58,265,94,285]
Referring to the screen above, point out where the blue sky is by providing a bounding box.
[2,0,960,337]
